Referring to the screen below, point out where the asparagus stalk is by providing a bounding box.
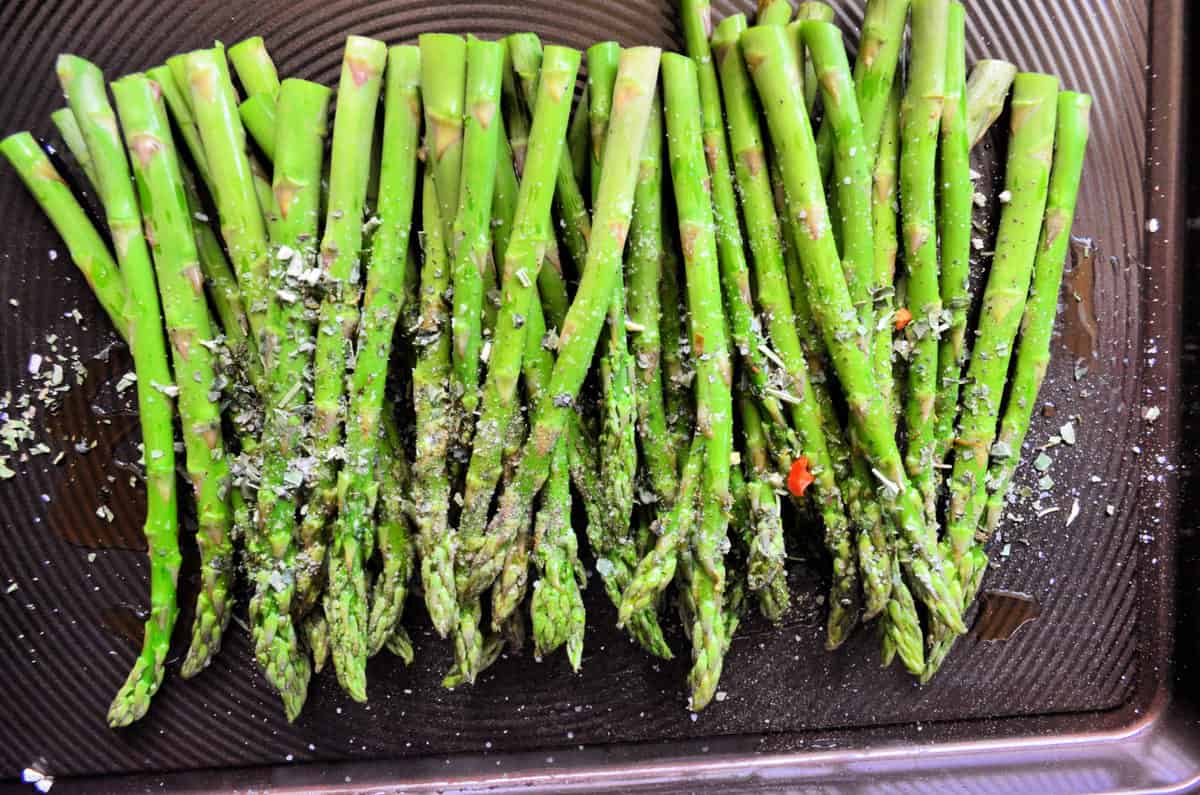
[49,107,99,186]
[412,172,458,640]
[369,413,418,657]
[712,13,857,645]
[871,84,902,431]
[625,91,678,506]
[418,34,467,240]
[982,92,1091,535]
[455,44,580,609]
[530,438,586,668]
[469,45,663,636]
[448,38,504,421]
[239,93,277,160]
[250,77,331,720]
[921,546,986,679]
[757,0,794,25]
[945,73,1060,578]
[1,134,127,332]
[793,3,834,118]
[519,285,588,667]
[802,20,875,326]
[586,42,620,205]
[149,63,265,395]
[814,0,910,179]
[737,397,789,622]
[898,0,950,526]
[759,10,888,622]
[620,434,704,622]
[56,55,180,726]
[659,230,693,454]
[663,52,736,710]
[183,47,272,348]
[228,36,281,98]
[869,83,925,660]
[933,3,972,466]
[966,59,1019,149]
[509,35,588,289]
[503,34,575,328]
[679,0,796,462]
[882,556,925,674]
[335,46,421,658]
[157,58,215,194]
[311,35,388,703]
[741,24,965,634]
[113,72,236,683]
[504,42,623,588]
[587,41,641,597]
[568,85,591,195]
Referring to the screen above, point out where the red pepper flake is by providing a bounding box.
[894,307,913,330]
[787,456,814,497]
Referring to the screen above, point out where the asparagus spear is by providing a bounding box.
[369,413,417,657]
[802,20,875,326]
[312,35,388,703]
[898,0,949,523]
[1,134,127,332]
[679,0,796,463]
[945,73,1060,578]
[530,438,586,668]
[738,397,789,623]
[933,3,972,466]
[882,556,925,674]
[183,47,272,349]
[625,91,678,506]
[159,57,216,194]
[455,44,580,617]
[869,83,926,662]
[510,34,589,289]
[49,107,99,186]
[336,45,421,658]
[757,0,794,25]
[586,42,620,205]
[871,84,902,432]
[620,434,704,622]
[712,13,857,645]
[506,42,635,593]
[502,35,575,329]
[741,24,965,634]
[982,92,1092,536]
[814,0,911,179]
[515,95,673,660]
[412,172,458,641]
[228,36,281,98]
[659,229,693,454]
[966,59,1019,149]
[448,38,504,422]
[793,3,833,119]
[239,93,277,160]
[568,85,591,197]
[418,34,467,240]
[468,45,663,631]
[56,56,181,726]
[113,72,236,685]
[251,77,331,720]
[663,52,735,710]
[587,41,641,595]
[518,280,588,667]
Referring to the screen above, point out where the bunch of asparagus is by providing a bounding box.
[1,0,1090,725]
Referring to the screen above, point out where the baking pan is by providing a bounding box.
[0,0,1192,792]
